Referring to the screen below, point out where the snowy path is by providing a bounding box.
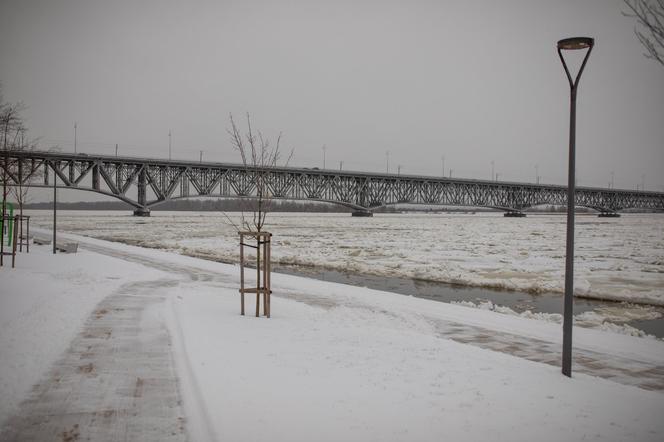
[72,237,664,391]
[1,277,187,441]
[2,232,664,441]
[280,291,664,391]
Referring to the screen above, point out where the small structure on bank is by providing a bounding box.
[238,231,272,318]
[1,202,19,268]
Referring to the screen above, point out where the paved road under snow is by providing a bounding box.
[1,268,187,441]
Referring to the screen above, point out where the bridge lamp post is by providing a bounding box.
[610,171,614,189]
[557,36,594,378]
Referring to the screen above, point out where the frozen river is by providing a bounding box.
[28,210,664,337]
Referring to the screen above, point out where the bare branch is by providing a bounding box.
[624,0,664,67]
[224,113,293,232]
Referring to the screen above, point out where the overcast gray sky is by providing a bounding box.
[1,0,663,194]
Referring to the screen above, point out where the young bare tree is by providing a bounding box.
[227,113,293,318]
[11,128,41,228]
[624,0,664,67]
[226,113,292,232]
[1,94,25,229]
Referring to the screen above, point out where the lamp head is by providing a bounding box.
[557,37,594,50]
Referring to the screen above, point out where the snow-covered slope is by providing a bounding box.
[2,232,663,441]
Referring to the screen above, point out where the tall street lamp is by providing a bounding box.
[53,164,57,254]
[557,36,594,378]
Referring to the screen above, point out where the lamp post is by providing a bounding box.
[610,171,614,189]
[53,164,57,254]
[557,36,594,378]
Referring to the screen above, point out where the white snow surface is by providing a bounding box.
[0,241,168,424]
[27,211,664,306]
[2,231,664,441]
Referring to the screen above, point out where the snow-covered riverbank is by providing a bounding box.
[2,232,664,441]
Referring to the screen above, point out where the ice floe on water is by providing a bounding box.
[452,300,663,339]
[28,210,664,306]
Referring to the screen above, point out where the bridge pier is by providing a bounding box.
[133,207,151,217]
[351,210,373,217]
[504,211,526,217]
[598,212,620,218]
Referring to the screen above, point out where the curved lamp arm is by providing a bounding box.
[558,37,594,90]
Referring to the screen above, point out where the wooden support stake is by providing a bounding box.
[237,231,272,318]
[266,234,271,318]
[239,233,245,315]
[12,215,18,268]
[1,216,5,267]
[18,214,22,252]
[262,237,267,316]
[256,235,260,317]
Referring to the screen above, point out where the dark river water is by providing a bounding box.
[275,264,664,339]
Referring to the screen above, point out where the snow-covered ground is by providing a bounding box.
[27,211,664,306]
[0,241,168,424]
[2,231,664,441]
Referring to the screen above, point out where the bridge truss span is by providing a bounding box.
[1,150,663,216]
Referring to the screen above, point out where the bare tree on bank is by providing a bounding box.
[1,90,45,249]
[1,93,25,227]
[226,113,293,232]
[11,128,41,224]
[623,0,664,67]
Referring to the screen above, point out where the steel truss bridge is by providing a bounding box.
[2,150,663,217]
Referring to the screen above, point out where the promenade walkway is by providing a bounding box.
[2,235,662,440]
[1,276,186,441]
